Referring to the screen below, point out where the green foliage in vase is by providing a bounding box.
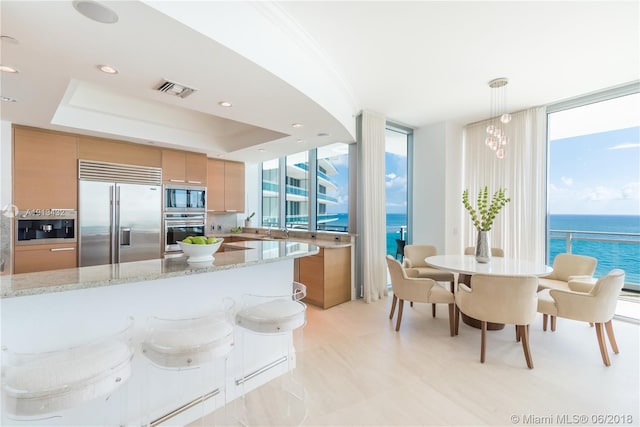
[462,186,511,231]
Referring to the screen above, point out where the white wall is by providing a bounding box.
[412,121,464,255]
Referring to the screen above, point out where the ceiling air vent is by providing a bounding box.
[155,79,197,99]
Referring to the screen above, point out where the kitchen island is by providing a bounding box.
[1,239,319,426]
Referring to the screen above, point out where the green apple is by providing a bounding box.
[192,236,207,245]
[182,236,194,244]
[207,237,218,244]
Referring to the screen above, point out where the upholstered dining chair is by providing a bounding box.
[537,269,625,367]
[403,245,455,317]
[386,255,455,335]
[537,253,597,331]
[538,253,597,291]
[456,274,539,369]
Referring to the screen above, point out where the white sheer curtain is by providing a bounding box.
[462,107,547,263]
[359,110,388,303]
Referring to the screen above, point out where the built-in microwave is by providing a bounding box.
[164,185,206,211]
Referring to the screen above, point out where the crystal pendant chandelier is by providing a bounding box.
[485,78,511,159]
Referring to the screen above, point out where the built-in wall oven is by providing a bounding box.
[164,212,206,254]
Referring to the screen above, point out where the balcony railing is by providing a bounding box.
[548,229,640,291]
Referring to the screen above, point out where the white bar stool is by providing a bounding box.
[1,317,134,426]
[141,299,235,426]
[233,282,307,426]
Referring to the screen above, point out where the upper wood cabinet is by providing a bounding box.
[78,136,161,167]
[162,149,207,185]
[207,159,245,212]
[13,127,78,210]
[224,161,245,212]
[185,153,208,185]
[207,159,225,211]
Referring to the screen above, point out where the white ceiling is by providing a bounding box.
[1,1,638,163]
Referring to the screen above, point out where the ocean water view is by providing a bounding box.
[548,214,639,286]
[329,213,639,286]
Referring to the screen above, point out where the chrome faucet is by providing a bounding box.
[267,225,272,237]
[282,227,289,239]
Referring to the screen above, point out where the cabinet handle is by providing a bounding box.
[225,210,238,212]
[187,180,202,184]
[169,179,185,183]
[50,247,75,252]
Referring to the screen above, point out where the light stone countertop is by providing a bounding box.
[1,240,319,299]
[213,231,354,249]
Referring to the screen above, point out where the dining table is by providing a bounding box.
[424,254,553,330]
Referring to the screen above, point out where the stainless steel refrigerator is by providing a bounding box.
[79,180,162,266]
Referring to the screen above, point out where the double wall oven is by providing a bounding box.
[163,185,206,255]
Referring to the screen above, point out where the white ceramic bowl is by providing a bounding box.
[178,238,224,263]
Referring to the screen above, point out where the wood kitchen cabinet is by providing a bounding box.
[207,159,245,212]
[162,149,207,185]
[14,243,77,274]
[78,136,162,167]
[13,127,78,210]
[296,246,351,309]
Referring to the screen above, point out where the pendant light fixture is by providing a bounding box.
[485,77,511,159]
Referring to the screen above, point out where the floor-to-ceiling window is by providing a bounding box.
[547,86,640,291]
[285,152,309,230]
[261,158,279,227]
[261,144,351,232]
[385,125,410,258]
[317,143,350,232]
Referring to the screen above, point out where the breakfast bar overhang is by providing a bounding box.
[1,240,319,426]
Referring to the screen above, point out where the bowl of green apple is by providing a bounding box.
[178,236,224,263]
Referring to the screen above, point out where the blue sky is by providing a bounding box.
[325,101,640,217]
[548,126,640,215]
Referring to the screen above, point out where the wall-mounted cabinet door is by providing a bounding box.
[185,153,207,185]
[224,161,245,212]
[78,136,161,167]
[13,127,78,210]
[163,150,207,185]
[207,159,225,211]
[162,150,187,184]
[206,159,245,212]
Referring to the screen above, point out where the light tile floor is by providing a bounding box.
[195,295,640,426]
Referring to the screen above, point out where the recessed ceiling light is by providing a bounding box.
[317,132,330,137]
[258,149,266,152]
[73,1,119,24]
[0,65,18,73]
[297,139,305,143]
[97,64,118,74]
[218,101,232,107]
[292,123,303,128]
[1,96,17,102]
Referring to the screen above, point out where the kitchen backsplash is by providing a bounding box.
[207,212,242,234]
